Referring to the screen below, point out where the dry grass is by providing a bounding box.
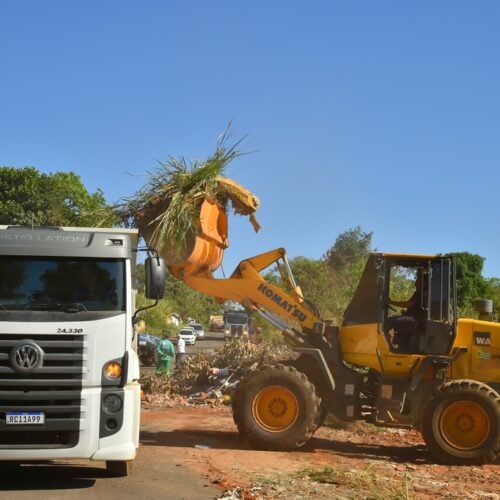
[95,128,260,258]
[253,465,414,499]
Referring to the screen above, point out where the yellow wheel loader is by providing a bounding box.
[155,201,500,465]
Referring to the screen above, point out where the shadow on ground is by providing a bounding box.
[0,461,110,490]
[140,429,433,464]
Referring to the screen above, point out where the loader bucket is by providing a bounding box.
[164,199,229,278]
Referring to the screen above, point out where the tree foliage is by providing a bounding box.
[324,226,373,271]
[451,252,489,315]
[0,166,110,226]
[485,278,500,320]
[318,227,374,322]
[165,275,221,324]
[289,256,337,320]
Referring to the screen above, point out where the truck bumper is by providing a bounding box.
[0,383,141,462]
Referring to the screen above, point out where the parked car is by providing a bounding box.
[137,333,161,366]
[177,326,196,346]
[191,323,205,339]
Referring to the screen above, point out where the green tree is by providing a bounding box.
[164,274,220,325]
[320,227,374,322]
[452,252,488,315]
[324,226,373,271]
[0,166,110,226]
[289,256,337,319]
[485,278,500,321]
[135,293,174,336]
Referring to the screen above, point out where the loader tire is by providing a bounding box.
[232,364,320,451]
[422,379,500,465]
[284,357,329,431]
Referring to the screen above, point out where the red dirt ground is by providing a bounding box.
[140,405,499,499]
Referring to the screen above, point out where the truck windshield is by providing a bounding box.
[0,257,125,312]
[225,313,248,324]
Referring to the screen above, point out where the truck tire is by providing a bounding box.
[232,364,320,450]
[106,460,133,477]
[422,379,499,465]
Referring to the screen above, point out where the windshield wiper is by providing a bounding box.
[26,301,89,313]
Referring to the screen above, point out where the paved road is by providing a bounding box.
[0,442,220,500]
[185,330,226,355]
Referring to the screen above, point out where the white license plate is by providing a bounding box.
[6,411,45,425]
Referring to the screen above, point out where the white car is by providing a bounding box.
[177,327,196,346]
[191,323,205,339]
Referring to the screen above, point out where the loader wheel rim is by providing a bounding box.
[439,400,491,451]
[252,385,299,433]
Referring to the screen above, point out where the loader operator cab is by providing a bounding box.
[343,253,457,356]
[385,264,429,352]
[382,255,457,355]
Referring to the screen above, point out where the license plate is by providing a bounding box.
[6,411,45,425]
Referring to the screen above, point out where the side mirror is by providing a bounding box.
[144,255,166,300]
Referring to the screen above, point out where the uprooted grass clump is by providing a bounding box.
[140,339,294,404]
[94,131,260,258]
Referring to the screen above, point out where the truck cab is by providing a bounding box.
[0,225,165,475]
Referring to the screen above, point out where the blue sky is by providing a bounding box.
[1,1,499,277]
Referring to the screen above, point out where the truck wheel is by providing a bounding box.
[422,380,499,465]
[106,460,133,477]
[232,364,320,450]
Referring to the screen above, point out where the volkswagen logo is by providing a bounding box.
[10,341,44,373]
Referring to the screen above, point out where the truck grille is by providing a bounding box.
[0,334,85,448]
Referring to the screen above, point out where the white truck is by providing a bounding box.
[0,225,166,476]
[223,310,249,338]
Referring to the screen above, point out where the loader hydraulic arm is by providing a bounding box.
[170,247,323,340]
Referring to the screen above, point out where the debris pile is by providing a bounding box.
[141,339,293,409]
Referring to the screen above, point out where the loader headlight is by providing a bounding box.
[104,361,122,380]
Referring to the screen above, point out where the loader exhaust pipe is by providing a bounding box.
[475,299,493,321]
